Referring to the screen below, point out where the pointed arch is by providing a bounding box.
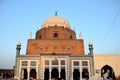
[54,33,58,38]
[73,69,80,80]
[30,69,36,79]
[101,65,116,80]
[51,68,59,79]
[44,68,49,80]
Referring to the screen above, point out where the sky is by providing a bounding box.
[0,0,120,69]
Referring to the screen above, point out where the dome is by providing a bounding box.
[16,41,21,45]
[41,15,70,28]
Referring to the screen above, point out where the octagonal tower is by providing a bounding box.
[26,14,85,55]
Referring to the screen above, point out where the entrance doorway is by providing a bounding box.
[101,65,116,80]
[82,69,89,79]
[61,68,66,80]
[23,69,27,79]
[51,68,59,79]
[44,68,49,80]
[73,69,80,80]
[30,69,36,79]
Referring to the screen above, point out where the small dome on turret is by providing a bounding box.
[89,41,93,46]
[16,41,21,46]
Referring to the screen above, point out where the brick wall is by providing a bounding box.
[26,26,85,55]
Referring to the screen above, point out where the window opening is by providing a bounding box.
[74,61,79,66]
[54,33,58,38]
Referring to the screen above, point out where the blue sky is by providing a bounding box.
[0,0,120,69]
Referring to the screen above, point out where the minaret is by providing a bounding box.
[16,41,21,55]
[29,32,32,39]
[79,32,83,39]
[14,41,21,77]
[88,41,95,76]
[89,41,93,56]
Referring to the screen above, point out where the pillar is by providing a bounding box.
[59,60,61,79]
[27,68,30,80]
[59,69,61,79]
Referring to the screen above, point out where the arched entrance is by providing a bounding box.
[30,69,36,79]
[44,68,49,80]
[82,69,89,79]
[51,68,59,79]
[61,68,66,80]
[23,69,27,79]
[101,65,116,80]
[73,69,80,80]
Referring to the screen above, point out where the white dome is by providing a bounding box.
[16,41,21,45]
[41,15,70,28]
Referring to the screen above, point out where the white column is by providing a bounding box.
[59,69,61,78]
[19,68,22,80]
[27,69,30,80]
[27,61,30,80]
[41,57,44,80]
[49,70,51,80]
[71,61,73,80]
[80,61,82,80]
[43,68,44,80]
[36,61,38,79]
[88,61,90,79]
[59,60,61,78]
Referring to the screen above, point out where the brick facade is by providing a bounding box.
[26,26,84,55]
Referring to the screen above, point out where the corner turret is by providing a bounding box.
[16,41,21,55]
[89,41,93,56]
[88,41,95,76]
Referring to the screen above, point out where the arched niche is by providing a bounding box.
[101,65,116,80]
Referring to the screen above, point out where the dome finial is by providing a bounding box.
[55,10,58,16]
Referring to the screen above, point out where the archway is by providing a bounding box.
[23,69,28,79]
[51,68,59,79]
[61,68,66,80]
[54,33,58,38]
[30,69,36,79]
[44,68,49,80]
[73,69,80,80]
[101,65,116,80]
[82,69,89,79]
[70,36,72,39]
